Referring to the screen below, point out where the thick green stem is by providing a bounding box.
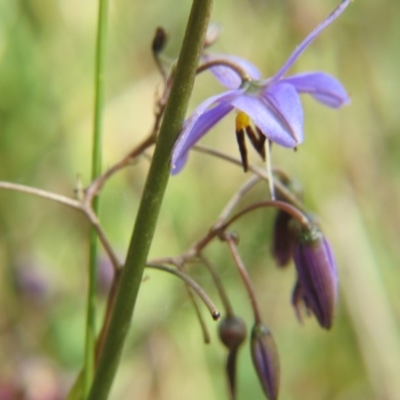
[88,1,214,398]
[84,0,109,396]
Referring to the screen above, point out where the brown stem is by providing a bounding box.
[147,263,220,321]
[225,233,262,324]
[0,181,121,273]
[200,255,234,317]
[197,59,251,82]
[0,181,82,210]
[222,200,311,231]
[192,200,310,255]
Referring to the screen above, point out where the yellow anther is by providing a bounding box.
[235,111,251,131]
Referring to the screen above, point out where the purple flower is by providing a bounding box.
[292,227,338,329]
[171,0,351,174]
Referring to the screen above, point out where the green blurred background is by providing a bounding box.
[0,0,399,399]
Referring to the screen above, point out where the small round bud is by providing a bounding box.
[251,323,280,400]
[218,315,247,350]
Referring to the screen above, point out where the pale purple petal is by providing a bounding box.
[203,53,262,89]
[171,90,240,174]
[261,83,304,144]
[231,84,303,147]
[282,72,350,108]
[270,0,351,83]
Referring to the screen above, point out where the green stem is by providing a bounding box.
[84,0,109,396]
[88,0,214,398]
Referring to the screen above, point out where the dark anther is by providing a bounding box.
[235,129,248,172]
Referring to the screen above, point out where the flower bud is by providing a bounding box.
[251,323,280,400]
[271,210,294,267]
[152,27,168,54]
[218,315,247,350]
[292,227,338,329]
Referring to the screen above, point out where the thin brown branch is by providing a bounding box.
[0,180,121,273]
[0,181,83,211]
[200,255,234,317]
[191,199,310,255]
[197,59,251,82]
[224,233,262,324]
[147,263,220,321]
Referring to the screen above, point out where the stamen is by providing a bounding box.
[255,129,266,160]
[235,128,248,172]
[245,126,266,161]
[245,126,259,153]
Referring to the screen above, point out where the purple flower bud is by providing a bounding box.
[292,227,338,329]
[271,210,294,267]
[251,323,280,400]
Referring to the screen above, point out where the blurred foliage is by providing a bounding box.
[1,0,400,399]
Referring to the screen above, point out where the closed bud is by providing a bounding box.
[271,210,294,267]
[251,323,280,400]
[218,315,247,350]
[152,27,168,54]
[293,227,338,329]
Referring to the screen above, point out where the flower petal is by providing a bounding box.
[231,83,303,147]
[203,53,262,89]
[171,90,240,174]
[270,0,351,82]
[262,83,304,144]
[282,72,350,108]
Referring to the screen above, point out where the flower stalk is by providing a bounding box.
[87,0,214,398]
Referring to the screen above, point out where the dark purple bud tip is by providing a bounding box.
[271,210,295,267]
[293,227,338,329]
[218,315,247,350]
[251,323,280,400]
[152,27,168,53]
